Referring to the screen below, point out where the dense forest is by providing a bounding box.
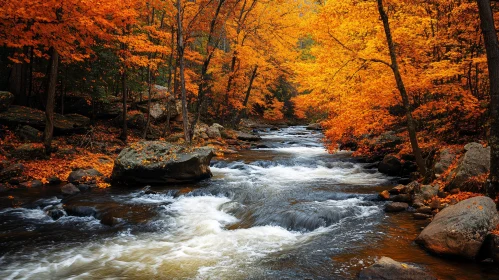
[1,0,499,279]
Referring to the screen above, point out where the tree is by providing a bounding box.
[177,0,191,143]
[377,0,426,175]
[477,0,499,198]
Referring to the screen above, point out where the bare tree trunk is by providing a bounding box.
[119,69,128,143]
[377,0,426,176]
[235,65,258,127]
[43,47,59,155]
[477,0,499,198]
[177,0,191,143]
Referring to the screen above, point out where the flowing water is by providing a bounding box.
[1,126,498,279]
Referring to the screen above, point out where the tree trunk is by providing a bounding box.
[143,67,152,139]
[377,0,426,176]
[119,69,128,143]
[43,47,59,155]
[235,65,258,127]
[477,0,499,198]
[177,0,191,143]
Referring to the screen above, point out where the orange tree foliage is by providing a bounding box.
[292,0,489,152]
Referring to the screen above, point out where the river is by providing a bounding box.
[0,126,497,279]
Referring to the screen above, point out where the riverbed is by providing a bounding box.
[0,126,497,279]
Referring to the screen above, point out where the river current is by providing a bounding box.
[0,126,497,279]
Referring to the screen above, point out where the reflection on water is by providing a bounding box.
[0,126,497,279]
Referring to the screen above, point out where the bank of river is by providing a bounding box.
[0,126,497,279]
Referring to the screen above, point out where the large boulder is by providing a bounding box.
[11,144,46,160]
[378,155,402,176]
[237,132,262,142]
[111,141,214,186]
[433,148,457,176]
[358,257,436,280]
[447,143,490,191]
[0,91,15,111]
[385,202,409,212]
[206,124,222,139]
[0,106,89,134]
[416,196,499,259]
[16,125,41,142]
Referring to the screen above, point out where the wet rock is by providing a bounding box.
[416,196,499,259]
[0,105,89,134]
[379,190,390,200]
[447,143,490,191]
[378,155,402,176]
[46,208,65,220]
[64,205,97,217]
[306,123,322,130]
[0,163,24,183]
[257,144,269,149]
[433,148,457,176]
[16,125,41,142]
[391,194,412,203]
[111,141,214,186]
[48,176,61,185]
[389,185,407,195]
[385,202,409,212]
[61,183,81,195]
[358,256,436,280]
[416,206,432,214]
[11,144,46,160]
[67,169,103,184]
[77,184,92,192]
[0,91,14,112]
[100,212,120,226]
[413,213,433,220]
[237,132,262,142]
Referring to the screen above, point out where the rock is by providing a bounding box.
[77,184,92,192]
[61,183,81,195]
[48,176,61,185]
[385,202,409,212]
[433,148,457,175]
[67,169,103,184]
[111,141,214,186]
[64,114,91,127]
[306,123,322,130]
[478,233,499,263]
[0,183,8,193]
[0,106,89,134]
[237,132,262,142]
[19,180,43,188]
[358,256,436,280]
[378,155,402,176]
[416,185,439,201]
[100,212,120,226]
[11,144,46,160]
[206,125,222,139]
[416,196,499,259]
[389,185,407,195]
[413,213,433,220]
[406,181,421,194]
[113,113,146,129]
[417,206,432,214]
[256,144,269,149]
[447,143,490,191]
[437,191,448,198]
[379,190,390,200]
[46,207,65,220]
[0,163,24,182]
[392,194,412,203]
[429,198,440,210]
[0,91,14,111]
[374,131,403,149]
[450,188,460,195]
[64,205,97,217]
[16,125,41,142]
